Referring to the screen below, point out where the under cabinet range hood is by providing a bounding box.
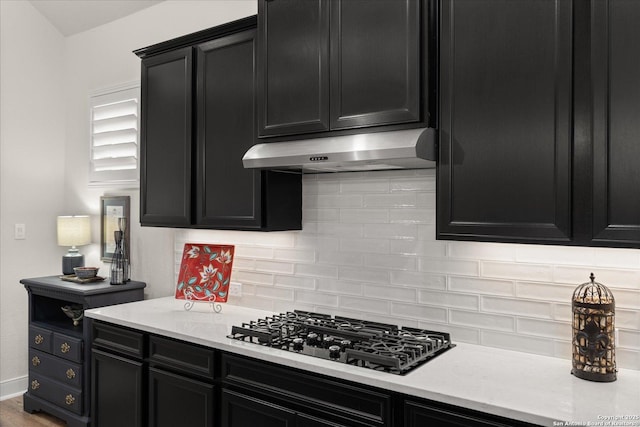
[242,128,437,173]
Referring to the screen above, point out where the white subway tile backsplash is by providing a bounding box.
[340,179,389,193]
[517,318,571,340]
[448,277,514,296]
[339,295,389,314]
[449,241,516,262]
[481,331,555,356]
[364,253,417,271]
[364,285,417,302]
[174,169,640,370]
[338,266,389,284]
[389,240,446,257]
[340,208,389,224]
[418,258,480,277]
[390,303,447,322]
[482,261,554,282]
[316,279,363,295]
[481,296,552,319]
[418,290,479,310]
[340,237,390,254]
[364,193,417,208]
[390,271,447,290]
[516,281,576,303]
[450,310,515,332]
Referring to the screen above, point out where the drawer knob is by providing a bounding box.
[34,334,44,345]
[31,356,40,367]
[66,368,76,380]
[65,394,75,406]
[60,342,71,353]
[31,380,40,390]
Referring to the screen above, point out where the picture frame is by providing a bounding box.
[100,195,130,262]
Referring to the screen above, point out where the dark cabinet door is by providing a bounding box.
[437,0,573,243]
[405,401,522,427]
[140,48,193,226]
[195,29,263,229]
[590,0,640,247]
[329,0,421,130]
[221,389,296,427]
[91,349,144,427]
[257,0,330,137]
[149,368,215,427]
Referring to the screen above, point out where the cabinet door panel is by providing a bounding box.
[437,0,572,243]
[196,30,262,228]
[91,349,144,427]
[591,0,640,246]
[221,389,296,427]
[258,0,330,137]
[330,0,421,129]
[149,368,214,427]
[140,48,192,226]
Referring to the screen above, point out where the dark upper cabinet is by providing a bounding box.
[589,0,640,247]
[437,0,573,244]
[437,0,640,248]
[140,48,193,227]
[257,0,330,137]
[258,0,430,139]
[137,17,301,231]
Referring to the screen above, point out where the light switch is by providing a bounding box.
[14,223,26,240]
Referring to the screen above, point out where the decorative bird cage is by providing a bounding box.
[571,273,616,382]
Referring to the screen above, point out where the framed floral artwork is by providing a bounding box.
[175,243,235,303]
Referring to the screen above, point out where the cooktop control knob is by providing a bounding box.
[292,337,304,351]
[329,345,341,359]
[306,332,319,346]
[323,336,334,348]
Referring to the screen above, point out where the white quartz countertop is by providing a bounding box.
[85,297,640,426]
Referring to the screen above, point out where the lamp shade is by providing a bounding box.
[57,216,91,247]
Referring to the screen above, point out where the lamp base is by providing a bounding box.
[62,254,84,275]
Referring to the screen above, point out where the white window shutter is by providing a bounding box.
[89,83,140,187]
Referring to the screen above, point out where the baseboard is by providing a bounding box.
[0,375,27,401]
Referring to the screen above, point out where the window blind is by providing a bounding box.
[89,84,140,186]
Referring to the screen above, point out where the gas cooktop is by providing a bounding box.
[227,310,455,375]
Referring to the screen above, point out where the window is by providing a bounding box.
[89,83,140,187]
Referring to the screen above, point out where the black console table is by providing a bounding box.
[21,276,146,427]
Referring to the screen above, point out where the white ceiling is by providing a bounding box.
[29,0,164,36]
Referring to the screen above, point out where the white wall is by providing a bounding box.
[0,0,256,399]
[0,0,67,398]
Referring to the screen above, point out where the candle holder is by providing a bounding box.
[571,273,616,382]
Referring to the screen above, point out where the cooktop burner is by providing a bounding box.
[227,310,455,375]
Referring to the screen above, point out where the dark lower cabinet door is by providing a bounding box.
[195,29,262,228]
[257,0,330,137]
[149,368,214,427]
[221,389,296,427]
[91,349,144,427]
[405,401,529,427]
[437,0,573,244]
[591,0,640,247]
[329,0,422,130]
[297,414,348,427]
[140,47,193,226]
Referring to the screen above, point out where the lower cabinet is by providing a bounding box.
[91,321,538,427]
[404,401,535,427]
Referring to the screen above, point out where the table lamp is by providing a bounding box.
[57,215,91,275]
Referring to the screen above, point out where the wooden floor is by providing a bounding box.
[0,395,66,427]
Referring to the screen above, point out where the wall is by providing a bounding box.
[177,170,640,370]
[0,0,67,398]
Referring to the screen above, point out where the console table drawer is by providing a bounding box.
[29,325,53,353]
[29,375,82,415]
[53,333,83,363]
[29,349,82,388]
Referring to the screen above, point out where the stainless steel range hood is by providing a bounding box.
[242,127,437,173]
